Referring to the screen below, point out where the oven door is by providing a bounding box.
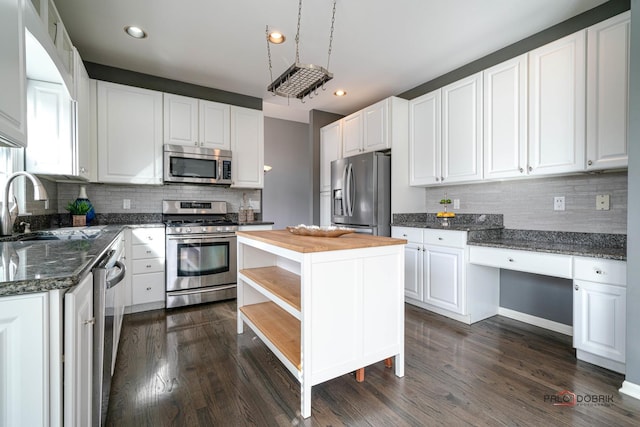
[166,234,237,292]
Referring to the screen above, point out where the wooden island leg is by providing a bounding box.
[355,368,365,382]
[384,357,393,368]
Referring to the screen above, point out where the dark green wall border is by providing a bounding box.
[84,61,262,110]
[398,0,630,100]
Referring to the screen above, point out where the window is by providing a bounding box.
[0,147,26,211]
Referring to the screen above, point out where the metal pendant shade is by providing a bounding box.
[266,0,337,102]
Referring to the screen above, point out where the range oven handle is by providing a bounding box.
[167,234,236,243]
[169,285,236,296]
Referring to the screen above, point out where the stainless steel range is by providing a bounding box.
[163,200,237,308]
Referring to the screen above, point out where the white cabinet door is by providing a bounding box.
[574,280,626,363]
[441,72,483,183]
[163,93,198,146]
[424,246,464,314]
[404,242,423,301]
[342,111,363,157]
[25,79,73,175]
[484,55,528,179]
[74,49,91,181]
[409,89,441,186]
[230,106,264,188]
[199,100,230,150]
[320,191,331,227]
[586,12,630,171]
[64,273,93,427]
[528,31,586,175]
[320,121,342,192]
[97,81,163,184]
[0,0,27,147]
[0,292,48,427]
[363,99,389,152]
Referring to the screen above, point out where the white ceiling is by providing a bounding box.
[53,0,608,123]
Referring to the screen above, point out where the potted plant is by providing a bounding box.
[65,200,92,227]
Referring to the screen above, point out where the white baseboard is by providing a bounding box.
[620,381,640,400]
[498,307,573,336]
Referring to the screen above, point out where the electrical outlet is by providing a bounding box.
[123,199,131,209]
[453,199,460,209]
[554,196,565,211]
[596,194,610,211]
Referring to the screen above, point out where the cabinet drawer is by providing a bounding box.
[132,257,165,274]
[574,257,626,286]
[132,272,165,305]
[391,227,422,242]
[131,227,165,245]
[132,244,165,259]
[423,229,466,248]
[469,246,572,278]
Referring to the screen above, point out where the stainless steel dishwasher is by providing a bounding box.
[93,236,126,427]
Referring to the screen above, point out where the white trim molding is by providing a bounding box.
[498,307,573,336]
[619,381,640,401]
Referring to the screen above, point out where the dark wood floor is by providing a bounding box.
[107,301,640,426]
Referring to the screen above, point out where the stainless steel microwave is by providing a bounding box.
[163,144,232,185]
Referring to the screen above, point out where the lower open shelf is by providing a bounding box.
[239,302,301,370]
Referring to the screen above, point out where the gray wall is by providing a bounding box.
[425,172,627,234]
[263,117,312,229]
[309,110,343,225]
[625,0,640,387]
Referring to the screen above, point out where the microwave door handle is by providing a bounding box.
[218,160,222,181]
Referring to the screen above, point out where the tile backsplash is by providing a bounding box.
[56,183,261,215]
[425,171,627,234]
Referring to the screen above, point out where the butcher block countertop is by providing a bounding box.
[236,229,407,253]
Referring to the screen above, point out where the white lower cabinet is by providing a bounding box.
[573,256,626,373]
[0,292,49,426]
[392,226,499,324]
[126,226,166,313]
[64,272,94,427]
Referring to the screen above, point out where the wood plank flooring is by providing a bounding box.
[107,302,640,426]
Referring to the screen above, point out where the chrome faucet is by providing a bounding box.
[1,172,49,236]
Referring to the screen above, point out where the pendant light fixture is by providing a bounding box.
[266,0,337,102]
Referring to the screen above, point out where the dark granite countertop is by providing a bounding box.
[393,221,504,232]
[0,223,165,297]
[238,221,274,227]
[466,229,626,261]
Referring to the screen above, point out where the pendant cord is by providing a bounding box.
[327,0,336,71]
[295,0,302,64]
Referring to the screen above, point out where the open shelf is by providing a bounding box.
[240,302,301,370]
[240,266,301,311]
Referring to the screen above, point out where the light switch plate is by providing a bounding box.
[596,194,610,211]
[123,199,131,209]
[453,199,460,209]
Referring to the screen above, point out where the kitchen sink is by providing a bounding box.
[17,227,104,241]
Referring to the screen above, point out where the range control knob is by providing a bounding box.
[185,228,191,233]
[175,227,182,233]
[202,227,208,233]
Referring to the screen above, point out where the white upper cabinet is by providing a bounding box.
[163,93,230,150]
[97,81,163,184]
[363,98,391,152]
[528,30,586,176]
[409,73,482,186]
[483,54,528,179]
[586,11,630,171]
[25,79,73,174]
[342,110,363,157]
[441,72,483,183]
[74,48,91,181]
[409,89,441,186]
[230,106,264,188]
[320,120,342,192]
[342,99,392,158]
[0,0,27,147]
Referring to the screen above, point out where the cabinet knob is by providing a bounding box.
[435,177,440,182]
[146,264,152,268]
[519,167,524,173]
[508,257,514,262]
[575,284,579,290]
[84,318,95,326]
[147,236,153,240]
[146,250,152,254]
[146,287,152,291]
[528,166,533,172]
[440,176,444,182]
[402,234,407,237]
[588,160,593,166]
[594,268,603,275]
[438,237,443,241]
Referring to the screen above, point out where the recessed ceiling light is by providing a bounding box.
[124,26,147,39]
[267,31,286,44]
[334,89,347,97]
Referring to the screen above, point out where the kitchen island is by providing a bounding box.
[236,229,407,418]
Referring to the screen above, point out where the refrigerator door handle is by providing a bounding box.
[348,163,355,216]
[343,163,350,217]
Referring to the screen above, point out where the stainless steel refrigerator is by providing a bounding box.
[331,151,391,236]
